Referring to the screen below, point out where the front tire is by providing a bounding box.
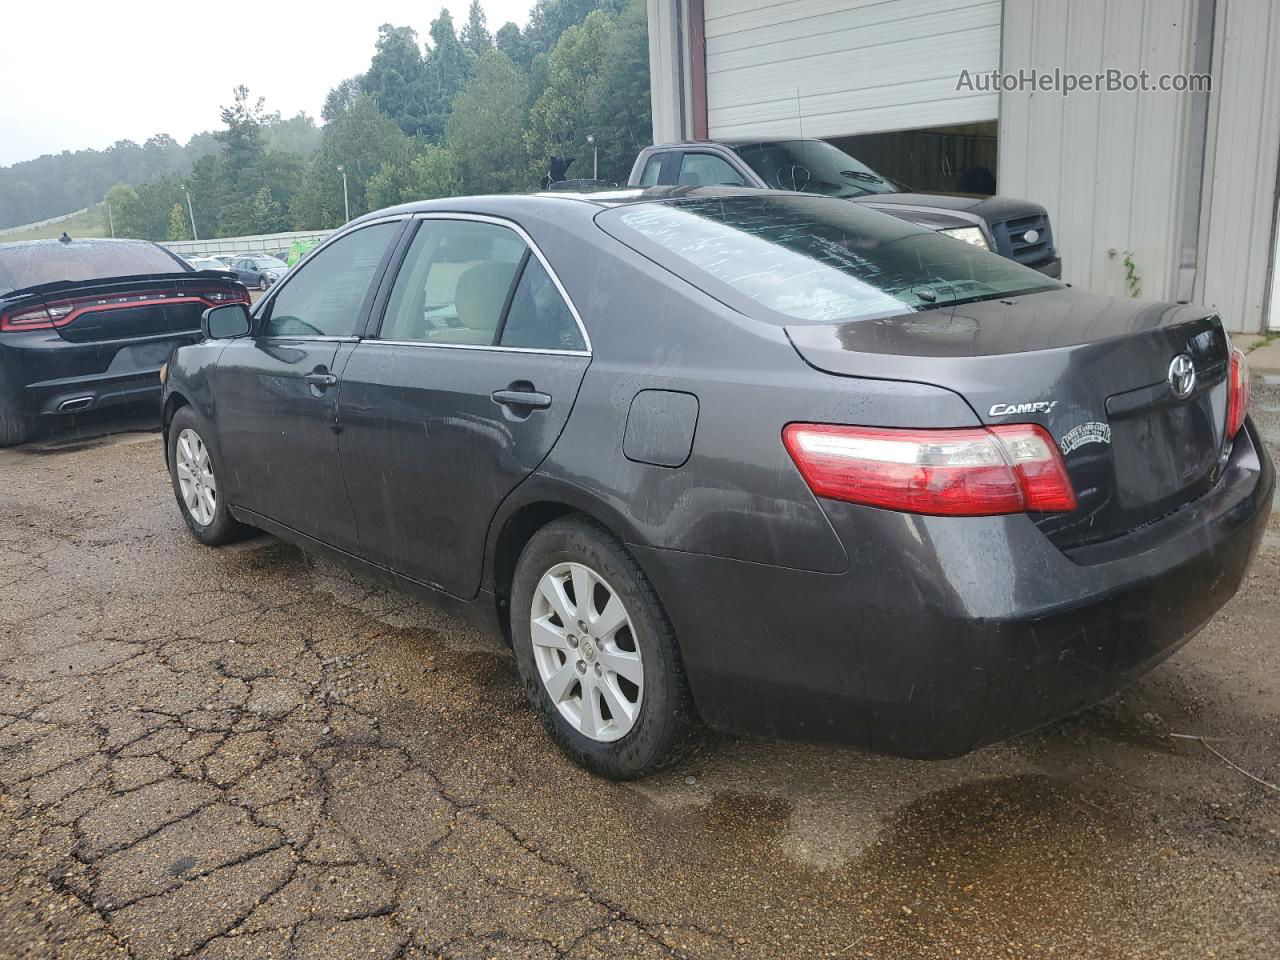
[167,406,250,546]
[510,516,699,779]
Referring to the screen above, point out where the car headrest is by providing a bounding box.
[454,261,519,331]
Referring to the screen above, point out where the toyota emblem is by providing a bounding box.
[1168,353,1196,399]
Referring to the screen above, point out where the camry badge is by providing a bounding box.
[989,400,1058,417]
[1168,354,1196,399]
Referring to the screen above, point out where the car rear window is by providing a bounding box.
[596,195,1061,324]
[0,240,189,296]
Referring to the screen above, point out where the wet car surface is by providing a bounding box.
[0,378,1277,959]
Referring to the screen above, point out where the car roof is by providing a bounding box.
[646,138,823,150]
[349,186,795,225]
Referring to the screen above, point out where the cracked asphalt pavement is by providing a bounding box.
[0,381,1278,960]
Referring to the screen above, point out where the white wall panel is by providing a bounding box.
[998,0,1200,309]
[1195,0,1280,333]
[703,0,1001,140]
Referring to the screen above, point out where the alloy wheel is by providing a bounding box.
[530,561,644,742]
[175,428,217,526]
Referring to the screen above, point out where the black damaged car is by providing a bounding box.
[160,189,1272,778]
[0,236,248,446]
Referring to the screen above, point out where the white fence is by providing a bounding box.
[0,207,92,237]
[161,230,332,258]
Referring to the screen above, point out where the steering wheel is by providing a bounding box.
[777,164,812,192]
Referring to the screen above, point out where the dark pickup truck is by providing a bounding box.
[628,139,1061,277]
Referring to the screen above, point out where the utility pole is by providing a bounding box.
[106,201,115,238]
[337,165,350,222]
[586,135,598,180]
[182,185,198,242]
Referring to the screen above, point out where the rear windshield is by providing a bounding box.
[596,195,1061,324]
[0,240,189,296]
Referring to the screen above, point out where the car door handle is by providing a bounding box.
[304,372,338,387]
[491,389,551,410]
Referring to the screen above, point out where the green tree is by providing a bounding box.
[446,51,532,195]
[291,95,411,229]
[406,145,461,200]
[424,9,471,141]
[322,75,364,122]
[362,25,432,136]
[101,183,137,236]
[585,0,651,182]
[494,22,529,68]
[461,1,491,56]
[167,202,192,241]
[525,11,616,183]
[266,113,322,157]
[216,85,268,174]
[250,185,286,233]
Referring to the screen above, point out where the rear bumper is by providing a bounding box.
[633,421,1273,758]
[0,330,195,415]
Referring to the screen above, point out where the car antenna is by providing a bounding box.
[795,87,809,180]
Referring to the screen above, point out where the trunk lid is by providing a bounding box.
[785,287,1232,548]
[4,272,245,344]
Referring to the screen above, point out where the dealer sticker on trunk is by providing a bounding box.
[1059,421,1112,455]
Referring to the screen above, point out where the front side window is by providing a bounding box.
[677,153,745,187]
[598,195,1061,324]
[638,155,665,187]
[262,221,398,337]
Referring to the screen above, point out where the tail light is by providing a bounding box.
[782,423,1077,516]
[1226,347,1250,438]
[0,303,75,331]
[0,286,249,333]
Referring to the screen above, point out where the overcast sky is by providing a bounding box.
[0,0,537,167]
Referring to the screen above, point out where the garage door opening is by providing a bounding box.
[827,122,998,196]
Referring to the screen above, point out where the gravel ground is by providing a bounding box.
[0,382,1277,960]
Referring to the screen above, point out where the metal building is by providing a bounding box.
[647,0,1280,334]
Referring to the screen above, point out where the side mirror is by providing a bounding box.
[201,303,251,340]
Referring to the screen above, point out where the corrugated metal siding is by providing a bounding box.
[998,0,1200,307]
[1194,0,1280,333]
[703,0,1002,140]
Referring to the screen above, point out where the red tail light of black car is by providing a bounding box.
[0,287,250,333]
[782,423,1077,516]
[1226,347,1251,438]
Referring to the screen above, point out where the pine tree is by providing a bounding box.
[167,202,191,241]
[460,1,491,56]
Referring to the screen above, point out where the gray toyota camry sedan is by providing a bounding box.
[161,188,1273,779]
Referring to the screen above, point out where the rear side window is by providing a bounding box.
[677,153,745,187]
[499,259,584,351]
[0,240,188,295]
[379,220,526,345]
[598,195,1061,324]
[263,222,398,337]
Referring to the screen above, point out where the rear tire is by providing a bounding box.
[510,516,700,779]
[0,398,34,448]
[167,406,251,546]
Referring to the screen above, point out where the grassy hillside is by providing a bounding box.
[0,205,107,243]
